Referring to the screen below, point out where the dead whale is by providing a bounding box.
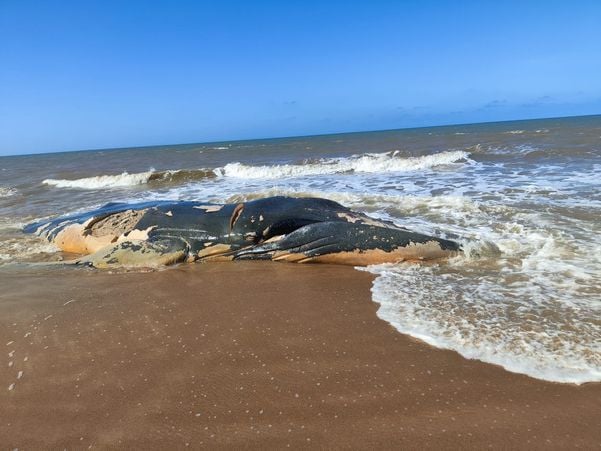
[24,196,461,268]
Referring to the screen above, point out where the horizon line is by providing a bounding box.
[2,112,600,158]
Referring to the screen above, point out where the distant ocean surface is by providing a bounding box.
[1,115,600,384]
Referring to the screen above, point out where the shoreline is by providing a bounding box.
[1,262,600,448]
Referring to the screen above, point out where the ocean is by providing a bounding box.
[1,115,600,384]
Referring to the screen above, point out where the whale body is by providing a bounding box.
[24,196,461,268]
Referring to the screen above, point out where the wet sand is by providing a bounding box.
[1,262,600,449]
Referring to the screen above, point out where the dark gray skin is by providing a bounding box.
[24,196,461,267]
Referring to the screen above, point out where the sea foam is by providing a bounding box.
[356,205,601,385]
[0,186,17,197]
[363,259,601,385]
[0,219,59,263]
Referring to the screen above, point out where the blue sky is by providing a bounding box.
[1,1,600,155]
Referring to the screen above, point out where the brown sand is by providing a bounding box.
[1,262,599,449]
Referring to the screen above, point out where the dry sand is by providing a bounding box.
[1,262,600,449]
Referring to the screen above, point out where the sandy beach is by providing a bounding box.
[1,262,599,449]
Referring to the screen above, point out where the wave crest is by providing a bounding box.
[43,168,216,190]
[43,171,156,189]
[216,150,470,179]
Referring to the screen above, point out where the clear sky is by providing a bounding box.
[1,1,600,156]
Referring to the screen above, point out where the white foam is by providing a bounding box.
[223,189,477,210]
[215,150,470,179]
[356,205,601,385]
[43,171,155,189]
[471,143,539,155]
[0,235,59,263]
[0,186,16,197]
[363,260,601,384]
[0,219,59,263]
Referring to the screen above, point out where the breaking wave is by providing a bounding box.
[40,150,470,189]
[42,168,216,190]
[215,150,470,179]
[43,171,156,189]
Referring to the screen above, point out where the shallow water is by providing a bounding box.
[1,115,600,383]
